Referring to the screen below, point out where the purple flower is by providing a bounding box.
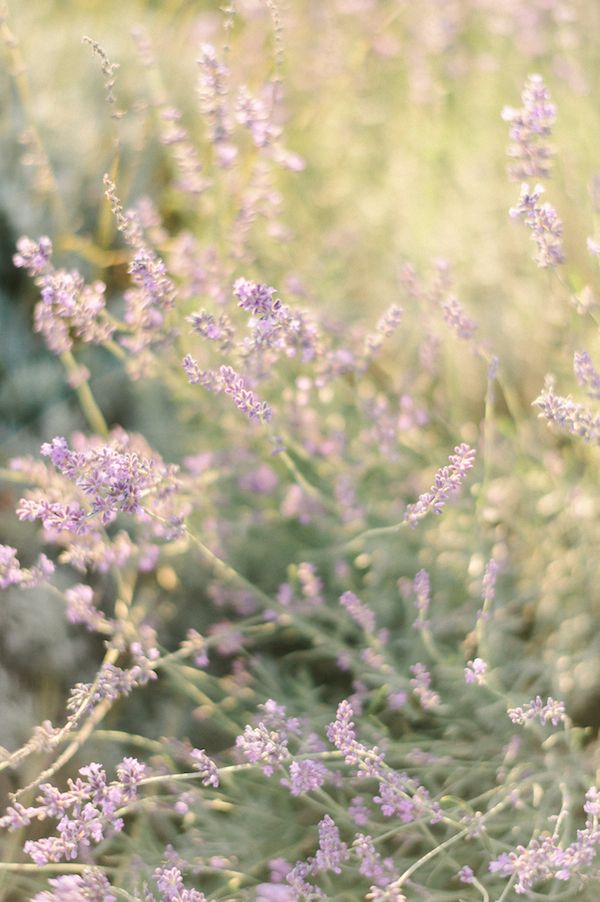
[314,816,349,875]
[441,296,477,340]
[64,584,105,631]
[17,759,145,865]
[0,545,54,590]
[349,796,371,826]
[190,749,220,787]
[298,562,324,607]
[234,278,280,318]
[326,701,385,777]
[373,770,439,824]
[507,695,566,728]
[235,723,290,776]
[412,569,430,630]
[502,74,556,181]
[574,351,600,399]
[283,759,328,796]
[353,833,398,886]
[404,444,476,527]
[325,700,358,760]
[458,865,475,884]
[32,869,116,902]
[152,865,207,901]
[464,658,488,685]
[340,591,376,633]
[534,377,600,444]
[39,434,176,524]
[509,183,564,268]
[410,663,440,709]
[13,235,53,275]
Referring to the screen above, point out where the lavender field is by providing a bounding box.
[1,1,600,899]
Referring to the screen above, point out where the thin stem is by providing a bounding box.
[60,350,109,437]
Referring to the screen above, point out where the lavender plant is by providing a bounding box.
[2,2,600,901]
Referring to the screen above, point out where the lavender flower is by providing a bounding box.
[187,310,234,349]
[236,86,276,148]
[373,769,441,824]
[12,759,146,865]
[197,43,232,151]
[64,583,106,631]
[13,235,52,275]
[234,278,280,318]
[283,759,328,796]
[441,296,477,340]
[14,237,113,354]
[33,869,116,902]
[39,435,176,524]
[325,700,358,761]
[412,569,430,630]
[298,562,324,607]
[349,796,371,826]
[339,590,376,633]
[509,183,564,268]
[458,865,475,884]
[482,558,499,608]
[353,833,398,886]
[190,749,220,787]
[404,443,476,527]
[235,723,290,775]
[0,545,54,589]
[151,865,208,902]
[534,377,600,444]
[410,663,440,709]
[489,798,600,895]
[326,701,385,777]
[220,366,273,422]
[67,662,152,715]
[464,657,488,685]
[574,351,600,399]
[507,695,566,727]
[364,304,403,356]
[502,74,556,181]
[313,816,349,874]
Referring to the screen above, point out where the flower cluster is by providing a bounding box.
[1,758,145,865]
[35,433,176,524]
[0,545,54,590]
[464,657,488,685]
[573,350,600,399]
[13,236,112,354]
[409,663,440,710]
[507,695,566,728]
[509,183,564,268]
[404,443,476,527]
[183,357,273,422]
[490,788,600,893]
[502,74,556,181]
[339,590,376,633]
[534,378,600,444]
[33,869,116,902]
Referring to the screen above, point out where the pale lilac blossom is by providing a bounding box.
[574,351,600,399]
[534,377,600,444]
[502,74,556,180]
[464,658,488,685]
[404,444,476,527]
[508,695,566,727]
[509,183,564,268]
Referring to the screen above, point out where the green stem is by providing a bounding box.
[60,350,109,437]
